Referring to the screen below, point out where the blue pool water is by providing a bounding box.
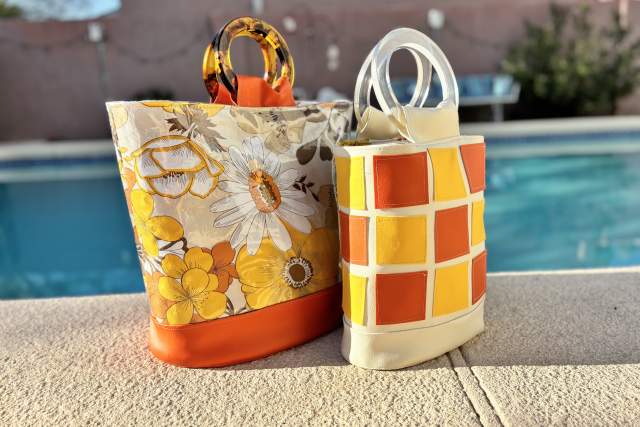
[0,163,143,299]
[486,152,640,271]
[1,135,640,299]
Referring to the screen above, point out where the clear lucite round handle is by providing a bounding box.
[354,43,432,122]
[370,28,459,117]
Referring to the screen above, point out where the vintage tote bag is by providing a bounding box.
[335,28,486,370]
[106,17,352,367]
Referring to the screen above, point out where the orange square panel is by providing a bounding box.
[373,152,428,208]
[460,143,486,193]
[472,251,487,304]
[435,205,469,262]
[376,271,427,325]
[339,211,368,265]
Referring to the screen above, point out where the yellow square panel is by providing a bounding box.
[335,156,366,210]
[471,200,486,246]
[342,268,367,325]
[376,215,427,265]
[433,261,469,317]
[429,148,467,201]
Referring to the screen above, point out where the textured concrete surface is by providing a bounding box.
[462,268,640,426]
[2,268,640,426]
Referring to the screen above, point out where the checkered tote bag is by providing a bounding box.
[335,28,486,370]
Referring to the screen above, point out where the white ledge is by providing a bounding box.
[2,268,640,425]
[461,115,640,137]
[0,139,114,161]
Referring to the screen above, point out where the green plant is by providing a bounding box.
[0,0,21,18]
[503,3,640,117]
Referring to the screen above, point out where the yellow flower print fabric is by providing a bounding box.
[107,100,352,325]
[131,190,183,257]
[236,227,339,309]
[159,248,227,325]
[132,135,224,199]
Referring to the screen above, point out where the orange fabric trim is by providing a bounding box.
[338,211,369,266]
[213,75,296,107]
[460,143,486,193]
[435,205,470,263]
[148,285,341,368]
[472,251,487,304]
[375,271,427,325]
[373,152,429,208]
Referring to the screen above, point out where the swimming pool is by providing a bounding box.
[1,124,640,299]
[0,147,141,299]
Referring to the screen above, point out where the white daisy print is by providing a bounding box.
[210,137,315,255]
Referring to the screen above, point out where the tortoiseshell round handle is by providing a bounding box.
[202,17,295,102]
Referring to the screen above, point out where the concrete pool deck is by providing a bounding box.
[2,267,640,426]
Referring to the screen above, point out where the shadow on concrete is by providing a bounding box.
[213,330,350,371]
[104,269,640,371]
[208,270,640,371]
[457,271,640,367]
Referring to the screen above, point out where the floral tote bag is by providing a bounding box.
[106,17,352,367]
[336,28,486,370]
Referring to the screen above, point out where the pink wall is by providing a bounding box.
[0,0,637,141]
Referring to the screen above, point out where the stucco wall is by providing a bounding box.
[0,0,638,141]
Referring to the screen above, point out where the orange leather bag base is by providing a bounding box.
[213,75,296,107]
[148,285,341,368]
